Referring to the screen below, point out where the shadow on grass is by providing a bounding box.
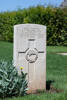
[46,80,64,93]
[46,80,55,90]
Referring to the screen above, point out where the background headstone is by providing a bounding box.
[60,0,67,8]
[14,24,46,93]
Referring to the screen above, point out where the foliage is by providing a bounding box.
[0,42,67,100]
[0,6,67,45]
[0,60,27,98]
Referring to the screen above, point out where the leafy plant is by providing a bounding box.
[0,60,28,98]
[0,6,67,45]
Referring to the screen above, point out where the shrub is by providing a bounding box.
[0,6,67,45]
[0,60,28,98]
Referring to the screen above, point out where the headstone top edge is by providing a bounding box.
[14,24,46,29]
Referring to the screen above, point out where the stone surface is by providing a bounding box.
[57,53,67,56]
[60,0,67,8]
[14,24,46,93]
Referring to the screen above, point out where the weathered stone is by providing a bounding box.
[14,24,46,93]
[60,0,67,8]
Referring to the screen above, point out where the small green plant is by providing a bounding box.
[0,60,28,98]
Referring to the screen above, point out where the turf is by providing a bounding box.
[0,41,67,100]
[0,41,13,60]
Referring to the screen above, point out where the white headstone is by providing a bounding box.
[14,24,46,93]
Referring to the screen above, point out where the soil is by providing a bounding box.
[46,85,64,93]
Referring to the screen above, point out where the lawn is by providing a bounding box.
[0,41,67,100]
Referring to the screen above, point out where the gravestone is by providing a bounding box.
[60,0,67,8]
[14,24,46,93]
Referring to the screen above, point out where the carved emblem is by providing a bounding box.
[26,50,38,63]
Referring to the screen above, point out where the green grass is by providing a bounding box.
[0,41,67,100]
[0,41,13,60]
